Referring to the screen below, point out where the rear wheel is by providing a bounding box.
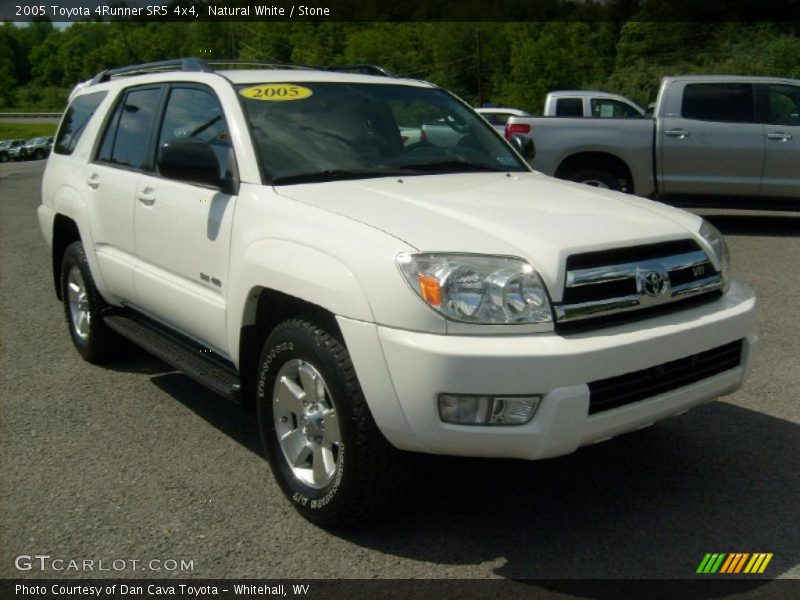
[256,318,408,527]
[34,149,45,160]
[60,241,119,362]
[568,168,622,191]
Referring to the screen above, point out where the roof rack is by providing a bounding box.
[325,64,397,77]
[89,58,398,86]
[204,59,316,71]
[90,58,213,84]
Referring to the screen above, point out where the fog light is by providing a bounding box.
[438,394,540,425]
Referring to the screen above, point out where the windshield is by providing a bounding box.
[237,82,527,184]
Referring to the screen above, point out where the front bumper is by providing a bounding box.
[338,280,757,460]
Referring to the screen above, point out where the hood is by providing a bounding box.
[275,172,703,299]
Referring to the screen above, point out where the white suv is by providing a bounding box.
[39,59,757,526]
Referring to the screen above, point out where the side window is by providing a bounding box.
[555,98,583,117]
[590,99,641,118]
[681,83,754,123]
[765,84,800,126]
[54,91,107,155]
[96,87,162,170]
[157,86,232,179]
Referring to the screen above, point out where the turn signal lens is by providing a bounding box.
[417,274,442,307]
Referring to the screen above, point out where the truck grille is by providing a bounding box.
[587,339,743,414]
[555,240,723,330]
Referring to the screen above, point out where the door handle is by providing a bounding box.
[137,190,156,206]
[767,132,793,141]
[86,174,100,189]
[664,129,690,139]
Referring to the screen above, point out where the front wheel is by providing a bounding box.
[256,318,407,527]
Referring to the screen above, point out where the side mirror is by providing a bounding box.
[157,139,222,188]
[510,133,535,161]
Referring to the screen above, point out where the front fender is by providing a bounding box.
[227,238,374,364]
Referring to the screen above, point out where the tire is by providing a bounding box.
[0,152,8,163]
[34,149,45,160]
[60,241,119,363]
[568,168,622,191]
[256,318,408,527]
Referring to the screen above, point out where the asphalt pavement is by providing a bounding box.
[1,161,798,589]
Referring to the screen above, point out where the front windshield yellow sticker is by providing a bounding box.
[239,84,313,101]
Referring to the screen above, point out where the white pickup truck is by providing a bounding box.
[509,75,800,205]
[40,60,757,527]
[543,90,645,118]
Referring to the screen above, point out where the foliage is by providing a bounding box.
[0,123,58,140]
[3,17,800,113]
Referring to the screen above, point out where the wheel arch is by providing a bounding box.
[555,151,635,193]
[52,214,82,300]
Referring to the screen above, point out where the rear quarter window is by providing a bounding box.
[54,91,108,155]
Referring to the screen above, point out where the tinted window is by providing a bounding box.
[682,83,754,123]
[96,87,162,170]
[590,99,641,118]
[157,87,232,179]
[54,91,107,155]
[483,112,511,125]
[765,84,800,126]
[96,100,123,163]
[555,98,583,117]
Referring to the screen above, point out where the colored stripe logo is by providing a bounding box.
[697,553,773,574]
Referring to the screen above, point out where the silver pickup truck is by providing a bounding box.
[511,75,800,204]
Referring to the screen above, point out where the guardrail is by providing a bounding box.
[0,112,62,118]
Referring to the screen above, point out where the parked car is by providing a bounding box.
[2,139,27,162]
[40,59,756,527]
[23,136,54,160]
[544,90,645,118]
[508,75,800,204]
[475,107,531,133]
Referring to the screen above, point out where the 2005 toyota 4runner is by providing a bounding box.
[39,59,757,526]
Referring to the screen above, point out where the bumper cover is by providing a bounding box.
[339,280,757,460]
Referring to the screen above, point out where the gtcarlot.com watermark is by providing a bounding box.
[14,554,195,573]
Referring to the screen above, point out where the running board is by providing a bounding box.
[104,313,241,403]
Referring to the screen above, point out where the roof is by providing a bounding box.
[661,74,800,85]
[218,69,434,88]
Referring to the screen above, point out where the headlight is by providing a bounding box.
[397,253,553,324]
[699,220,730,289]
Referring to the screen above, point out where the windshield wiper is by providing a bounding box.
[271,168,410,185]
[397,159,507,173]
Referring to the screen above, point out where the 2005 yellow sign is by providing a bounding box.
[239,84,313,101]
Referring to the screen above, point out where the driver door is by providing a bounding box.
[133,84,237,355]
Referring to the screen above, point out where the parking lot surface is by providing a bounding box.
[1,162,798,585]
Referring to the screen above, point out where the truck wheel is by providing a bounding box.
[60,241,118,363]
[256,318,407,527]
[34,149,45,160]
[569,168,622,191]
[0,153,8,163]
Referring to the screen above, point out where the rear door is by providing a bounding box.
[659,82,764,196]
[758,82,800,198]
[87,84,165,302]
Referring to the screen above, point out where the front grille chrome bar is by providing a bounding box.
[566,251,710,287]
[556,248,723,324]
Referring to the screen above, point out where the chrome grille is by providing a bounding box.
[555,240,722,326]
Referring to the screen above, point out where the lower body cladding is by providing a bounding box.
[338,280,757,461]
